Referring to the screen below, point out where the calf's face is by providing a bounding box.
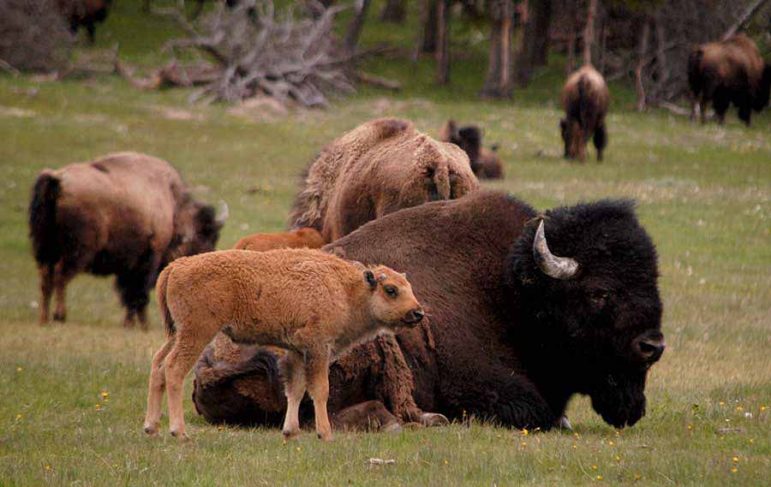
[364,266,424,328]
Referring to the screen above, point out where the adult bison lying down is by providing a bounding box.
[29,152,226,328]
[193,190,665,430]
[289,117,478,242]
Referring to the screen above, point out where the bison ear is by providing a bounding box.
[364,270,377,289]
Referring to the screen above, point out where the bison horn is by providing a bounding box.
[216,200,229,225]
[532,220,579,280]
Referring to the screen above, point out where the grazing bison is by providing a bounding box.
[144,249,425,440]
[56,0,112,43]
[233,227,324,252]
[688,34,771,126]
[29,152,226,328]
[439,120,504,179]
[192,190,665,431]
[560,65,609,162]
[289,118,478,242]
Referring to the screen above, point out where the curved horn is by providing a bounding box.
[532,220,579,279]
[215,200,229,225]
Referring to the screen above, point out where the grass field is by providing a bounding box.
[1,1,770,485]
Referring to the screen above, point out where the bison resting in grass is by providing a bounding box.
[439,120,504,179]
[143,248,425,440]
[233,227,324,252]
[29,152,226,328]
[688,34,771,126]
[560,65,609,162]
[192,190,665,431]
[289,117,479,242]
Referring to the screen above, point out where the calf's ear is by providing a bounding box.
[364,270,377,289]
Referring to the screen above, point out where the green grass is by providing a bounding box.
[1,1,770,485]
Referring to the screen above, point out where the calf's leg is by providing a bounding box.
[143,337,175,435]
[305,348,333,441]
[281,351,306,439]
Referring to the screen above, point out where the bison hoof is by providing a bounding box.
[52,312,66,322]
[143,424,159,436]
[282,429,301,440]
[317,432,334,442]
[170,430,189,441]
[419,412,449,427]
[555,415,573,431]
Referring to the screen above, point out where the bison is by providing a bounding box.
[439,120,504,179]
[688,33,771,126]
[233,227,324,252]
[560,64,609,162]
[29,152,226,328]
[289,117,479,242]
[56,0,112,43]
[192,190,665,431]
[143,248,425,440]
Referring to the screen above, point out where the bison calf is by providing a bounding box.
[560,65,609,162]
[233,228,324,252]
[143,249,424,441]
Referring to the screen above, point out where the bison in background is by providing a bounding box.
[688,34,771,126]
[439,120,504,180]
[233,228,324,252]
[560,65,609,162]
[289,117,479,242]
[29,152,227,328]
[56,0,112,43]
[192,190,665,431]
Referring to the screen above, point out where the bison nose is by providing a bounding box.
[403,308,424,325]
[634,333,665,363]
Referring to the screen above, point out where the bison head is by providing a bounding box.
[508,200,664,428]
[166,200,228,264]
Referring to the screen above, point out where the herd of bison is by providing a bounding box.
[26,33,769,439]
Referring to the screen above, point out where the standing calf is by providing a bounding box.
[143,249,425,441]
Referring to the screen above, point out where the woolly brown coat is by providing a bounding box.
[28,152,223,327]
[143,248,424,440]
[560,65,609,162]
[233,228,324,252]
[439,120,504,180]
[688,34,771,125]
[289,118,479,242]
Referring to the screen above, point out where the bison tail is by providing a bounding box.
[28,170,61,268]
[687,48,704,97]
[155,266,175,337]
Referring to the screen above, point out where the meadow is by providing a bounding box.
[0,1,769,485]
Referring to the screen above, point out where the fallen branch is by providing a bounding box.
[355,71,401,91]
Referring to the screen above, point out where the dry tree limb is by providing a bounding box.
[721,0,769,40]
[355,71,401,91]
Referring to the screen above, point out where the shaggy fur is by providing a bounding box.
[439,120,504,179]
[143,248,425,440]
[560,65,609,162]
[56,0,112,43]
[191,190,664,430]
[233,227,324,252]
[688,34,771,126]
[289,118,479,242]
[28,152,223,328]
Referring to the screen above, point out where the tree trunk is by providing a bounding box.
[516,0,552,86]
[380,0,406,23]
[583,0,598,65]
[635,20,650,112]
[436,0,450,84]
[481,0,514,98]
[417,0,438,55]
[565,0,577,74]
[344,0,372,55]
[722,0,769,40]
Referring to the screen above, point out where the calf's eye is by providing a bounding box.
[384,286,399,298]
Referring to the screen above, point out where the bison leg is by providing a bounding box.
[593,123,607,162]
[38,265,54,324]
[116,265,154,329]
[713,89,730,125]
[143,336,175,435]
[304,348,333,441]
[331,400,402,433]
[281,351,306,439]
[737,98,752,127]
[52,261,75,322]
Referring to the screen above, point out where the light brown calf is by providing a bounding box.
[233,227,324,252]
[143,248,424,441]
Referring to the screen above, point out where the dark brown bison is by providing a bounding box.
[29,152,227,328]
[289,117,479,242]
[192,190,665,431]
[56,0,112,43]
[688,34,771,126]
[439,120,504,179]
[560,65,609,162]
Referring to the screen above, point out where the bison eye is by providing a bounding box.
[384,285,399,298]
[590,290,609,309]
